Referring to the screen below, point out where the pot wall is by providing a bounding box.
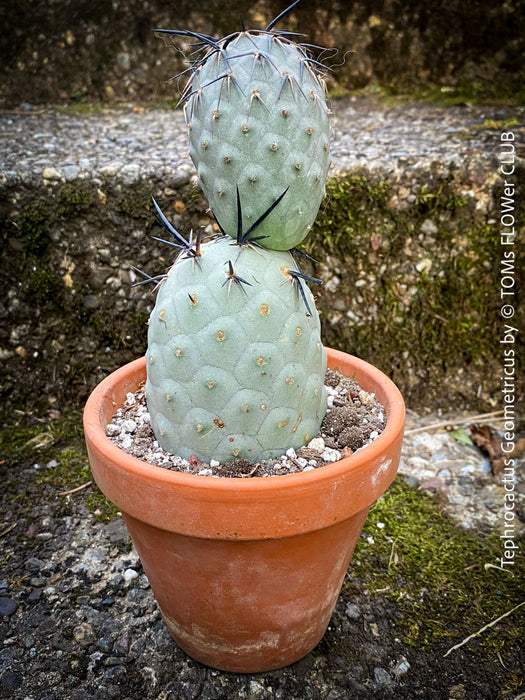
[124,507,369,672]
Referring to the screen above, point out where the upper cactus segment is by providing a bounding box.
[157,7,332,250]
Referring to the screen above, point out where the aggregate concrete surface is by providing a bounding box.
[1,97,519,188]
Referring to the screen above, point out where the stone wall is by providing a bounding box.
[1,153,523,419]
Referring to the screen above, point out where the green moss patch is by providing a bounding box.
[351,82,525,108]
[2,199,64,307]
[350,479,524,659]
[117,183,153,218]
[57,182,96,217]
[24,263,63,305]
[16,201,51,256]
[0,414,118,522]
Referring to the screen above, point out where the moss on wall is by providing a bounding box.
[307,171,524,409]
[57,182,96,217]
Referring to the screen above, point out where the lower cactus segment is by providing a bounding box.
[145,236,327,463]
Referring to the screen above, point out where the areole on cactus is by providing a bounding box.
[142,1,334,463]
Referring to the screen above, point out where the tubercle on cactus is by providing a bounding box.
[181,70,246,115]
[276,70,308,102]
[227,49,281,83]
[248,88,271,115]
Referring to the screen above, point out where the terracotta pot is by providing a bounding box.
[84,348,405,673]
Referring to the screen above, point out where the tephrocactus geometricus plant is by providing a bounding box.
[141,1,333,463]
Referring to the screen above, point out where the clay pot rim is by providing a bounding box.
[84,347,405,494]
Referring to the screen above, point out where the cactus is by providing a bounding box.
[144,2,332,464]
[157,4,331,250]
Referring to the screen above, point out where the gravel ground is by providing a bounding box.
[1,97,520,188]
[1,407,523,700]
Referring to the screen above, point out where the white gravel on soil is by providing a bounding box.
[105,370,387,478]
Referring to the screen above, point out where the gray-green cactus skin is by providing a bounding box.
[184,31,331,250]
[145,236,326,463]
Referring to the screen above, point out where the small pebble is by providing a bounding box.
[374,667,393,687]
[120,435,133,450]
[307,437,325,453]
[345,603,361,620]
[73,622,96,647]
[42,166,63,181]
[121,419,137,433]
[25,558,45,572]
[321,447,341,463]
[0,597,18,617]
[393,656,411,678]
[123,569,138,584]
[460,465,475,476]
[359,390,376,408]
